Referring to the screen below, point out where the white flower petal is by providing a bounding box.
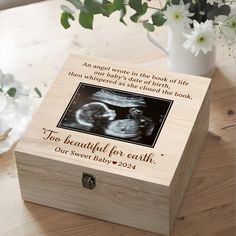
[163,2,193,31]
[2,74,14,87]
[182,20,215,56]
[207,0,224,6]
[219,9,236,42]
[0,93,33,154]
[0,94,7,113]
[0,70,3,86]
[15,95,33,116]
[21,86,30,96]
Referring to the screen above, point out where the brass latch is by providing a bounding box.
[82,173,96,190]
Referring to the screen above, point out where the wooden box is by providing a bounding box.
[15,54,211,235]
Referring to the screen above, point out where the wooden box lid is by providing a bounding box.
[16,54,211,194]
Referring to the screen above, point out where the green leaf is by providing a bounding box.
[217,5,230,16]
[129,0,143,13]
[152,11,166,26]
[34,87,42,98]
[103,0,123,16]
[84,0,105,14]
[129,0,148,22]
[207,4,230,20]
[61,11,75,29]
[102,0,114,16]
[113,0,123,10]
[79,11,94,29]
[0,88,3,93]
[120,6,127,25]
[143,21,155,32]
[66,0,82,9]
[7,87,17,97]
[207,5,220,19]
[130,13,139,22]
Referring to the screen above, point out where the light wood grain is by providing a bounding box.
[15,54,210,235]
[0,0,235,236]
[16,54,211,186]
[169,86,210,229]
[16,152,169,234]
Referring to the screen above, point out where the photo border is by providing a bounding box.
[57,82,173,148]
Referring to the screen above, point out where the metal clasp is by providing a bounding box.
[82,173,96,190]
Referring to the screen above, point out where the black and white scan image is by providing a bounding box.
[57,83,173,147]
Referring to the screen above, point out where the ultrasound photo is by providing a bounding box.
[57,83,173,147]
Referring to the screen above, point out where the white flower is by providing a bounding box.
[0,71,23,99]
[218,9,236,42]
[163,0,194,31]
[207,0,224,6]
[183,20,216,56]
[0,71,34,154]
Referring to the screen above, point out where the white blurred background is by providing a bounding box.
[0,0,45,10]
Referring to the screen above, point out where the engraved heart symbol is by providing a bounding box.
[112,161,117,164]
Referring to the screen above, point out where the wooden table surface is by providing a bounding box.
[0,1,235,235]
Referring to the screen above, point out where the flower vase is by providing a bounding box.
[147,29,216,77]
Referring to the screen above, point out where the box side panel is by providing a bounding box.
[169,87,210,228]
[15,152,170,235]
